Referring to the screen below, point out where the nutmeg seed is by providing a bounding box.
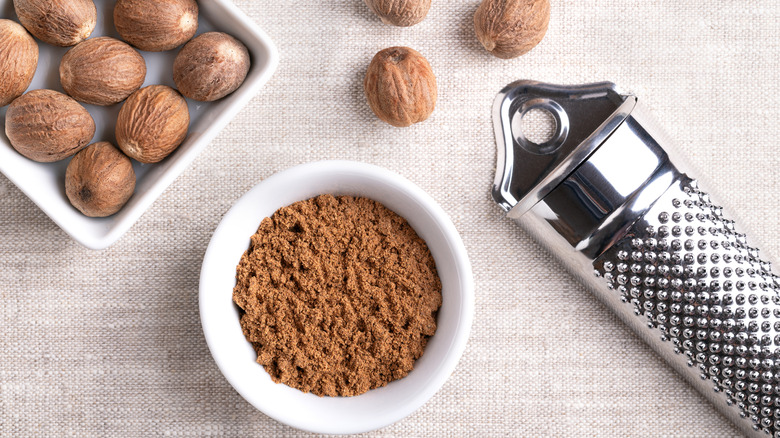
[173,32,250,102]
[65,142,136,217]
[364,46,437,127]
[14,0,97,47]
[114,0,199,52]
[60,37,147,106]
[116,85,190,164]
[474,0,550,59]
[364,0,431,27]
[0,19,38,107]
[5,89,95,162]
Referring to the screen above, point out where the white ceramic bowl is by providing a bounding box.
[199,161,474,434]
[0,0,278,249]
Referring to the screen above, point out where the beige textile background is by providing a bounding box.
[1,0,779,436]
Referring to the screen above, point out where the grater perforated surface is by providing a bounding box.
[595,177,780,436]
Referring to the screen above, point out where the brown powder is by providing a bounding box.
[232,194,442,397]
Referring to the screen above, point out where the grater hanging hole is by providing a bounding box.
[510,97,569,155]
[520,108,556,144]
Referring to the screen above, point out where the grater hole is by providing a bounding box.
[521,108,557,145]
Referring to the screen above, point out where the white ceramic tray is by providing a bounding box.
[0,0,278,249]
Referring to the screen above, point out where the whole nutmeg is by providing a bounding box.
[60,37,147,106]
[65,142,136,217]
[364,46,437,127]
[114,0,198,52]
[173,32,250,102]
[474,0,550,59]
[364,0,431,27]
[0,19,38,107]
[14,0,96,47]
[5,89,95,162]
[116,85,190,164]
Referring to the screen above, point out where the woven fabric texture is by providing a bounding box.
[2,0,779,436]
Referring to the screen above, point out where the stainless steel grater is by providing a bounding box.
[492,81,780,437]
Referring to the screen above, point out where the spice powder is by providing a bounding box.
[233,194,442,397]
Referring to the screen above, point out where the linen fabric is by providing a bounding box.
[2,1,778,436]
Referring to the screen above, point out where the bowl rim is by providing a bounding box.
[199,160,474,434]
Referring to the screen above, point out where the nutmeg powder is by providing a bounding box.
[233,194,442,397]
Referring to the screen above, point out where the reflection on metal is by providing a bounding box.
[493,81,780,438]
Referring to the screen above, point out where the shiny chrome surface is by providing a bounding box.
[492,81,634,215]
[494,81,780,437]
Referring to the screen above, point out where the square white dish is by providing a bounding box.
[0,0,279,250]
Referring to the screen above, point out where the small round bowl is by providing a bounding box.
[199,160,474,434]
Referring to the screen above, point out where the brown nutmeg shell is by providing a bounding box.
[173,32,250,102]
[60,37,146,106]
[5,89,95,162]
[364,0,431,27]
[114,0,198,52]
[14,0,97,47]
[0,19,38,107]
[116,85,190,164]
[364,46,437,127]
[474,0,550,59]
[65,142,136,217]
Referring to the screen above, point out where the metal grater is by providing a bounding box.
[492,81,780,437]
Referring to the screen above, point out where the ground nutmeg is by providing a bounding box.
[233,194,442,397]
